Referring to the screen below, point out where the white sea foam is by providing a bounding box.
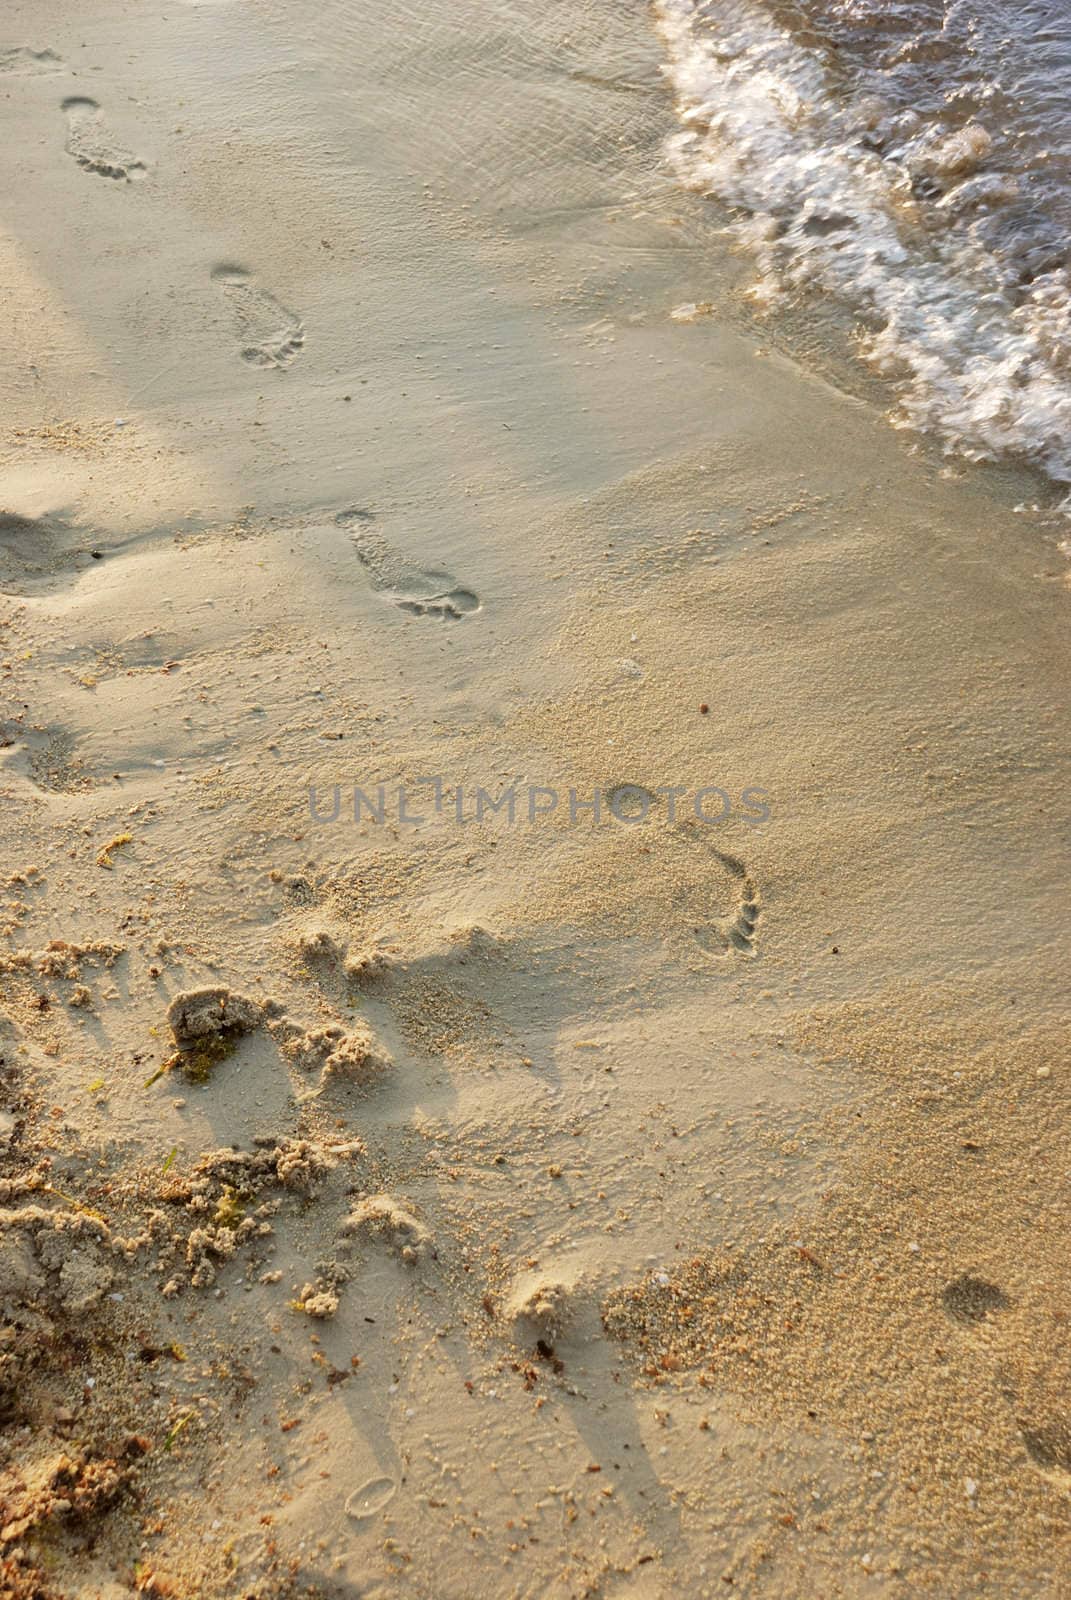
[653,0,1071,499]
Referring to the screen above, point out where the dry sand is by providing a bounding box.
[0,1,1069,1596]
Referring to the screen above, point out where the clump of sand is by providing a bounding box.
[503,1271,573,1340]
[0,1205,118,1326]
[267,1016,389,1090]
[156,1136,360,1294]
[165,985,263,1046]
[293,921,393,984]
[159,986,266,1085]
[0,940,124,980]
[0,1444,144,1546]
[294,1282,340,1320]
[295,926,346,968]
[341,1195,434,1264]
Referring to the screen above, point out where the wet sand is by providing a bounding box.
[0,2,1069,1596]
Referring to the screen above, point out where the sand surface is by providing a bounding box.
[0,1,1069,1596]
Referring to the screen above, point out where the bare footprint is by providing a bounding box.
[0,718,91,794]
[62,97,146,181]
[1004,1354,1071,1491]
[1018,1419,1071,1490]
[693,849,761,959]
[212,265,304,369]
[0,510,108,596]
[0,511,51,594]
[337,510,480,621]
[344,1476,397,1522]
[941,1274,1010,1326]
[0,47,62,75]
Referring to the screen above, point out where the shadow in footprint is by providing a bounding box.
[212,265,305,369]
[0,512,47,584]
[1019,1419,1071,1484]
[1,47,62,75]
[0,719,92,794]
[0,510,102,596]
[337,509,481,621]
[62,97,146,180]
[941,1274,1010,1325]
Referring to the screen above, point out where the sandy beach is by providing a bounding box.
[1,1,1069,1595]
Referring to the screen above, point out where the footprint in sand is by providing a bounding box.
[0,512,48,594]
[1003,1357,1071,1490]
[1018,1419,1071,1489]
[691,848,761,959]
[0,719,91,794]
[0,47,62,75]
[941,1274,1010,1326]
[0,511,110,596]
[212,265,305,369]
[337,510,481,621]
[940,1281,1071,1492]
[62,97,146,181]
[344,1475,397,1523]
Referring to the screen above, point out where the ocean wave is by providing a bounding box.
[653,0,1071,500]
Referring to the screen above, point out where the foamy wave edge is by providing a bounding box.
[653,0,1071,504]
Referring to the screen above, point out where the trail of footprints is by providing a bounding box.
[51,76,306,366]
[337,508,481,620]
